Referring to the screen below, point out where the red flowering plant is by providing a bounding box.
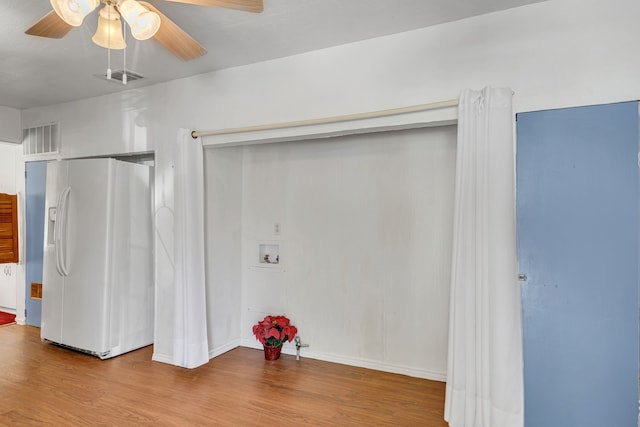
[252,315,297,348]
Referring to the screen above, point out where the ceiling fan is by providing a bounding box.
[25,0,263,61]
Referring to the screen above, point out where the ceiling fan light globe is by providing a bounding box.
[50,0,99,27]
[119,0,161,40]
[92,15,127,50]
[130,11,160,40]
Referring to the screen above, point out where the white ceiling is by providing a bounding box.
[1,0,546,110]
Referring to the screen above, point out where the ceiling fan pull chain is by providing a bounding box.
[122,20,127,85]
[107,46,112,80]
[107,2,112,80]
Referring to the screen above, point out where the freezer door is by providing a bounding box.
[43,159,114,353]
[41,160,67,344]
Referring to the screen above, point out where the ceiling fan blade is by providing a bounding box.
[162,0,263,13]
[25,10,74,39]
[139,2,207,61]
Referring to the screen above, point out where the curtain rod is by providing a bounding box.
[191,98,459,139]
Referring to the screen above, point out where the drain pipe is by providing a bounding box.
[294,336,309,360]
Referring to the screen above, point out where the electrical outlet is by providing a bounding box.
[274,222,281,236]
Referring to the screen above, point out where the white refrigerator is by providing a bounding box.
[41,158,154,359]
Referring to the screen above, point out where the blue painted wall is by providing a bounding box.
[517,102,639,427]
[25,161,46,327]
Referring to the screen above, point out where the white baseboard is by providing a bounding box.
[155,339,446,382]
[208,339,241,359]
[152,339,242,366]
[151,352,174,364]
[238,338,446,382]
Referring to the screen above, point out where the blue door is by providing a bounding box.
[517,102,639,427]
[25,161,47,327]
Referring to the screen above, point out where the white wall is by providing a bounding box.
[0,106,21,144]
[18,0,640,364]
[204,147,243,357]
[0,142,25,322]
[239,127,456,379]
[22,0,640,148]
[0,107,23,316]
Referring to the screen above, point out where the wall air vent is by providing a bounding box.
[22,123,59,157]
[94,70,145,84]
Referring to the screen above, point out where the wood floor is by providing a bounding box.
[0,325,448,426]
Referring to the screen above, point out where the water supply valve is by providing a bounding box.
[294,336,309,360]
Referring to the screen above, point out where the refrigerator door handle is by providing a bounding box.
[54,187,72,277]
[54,191,64,275]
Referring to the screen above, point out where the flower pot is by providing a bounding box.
[263,345,282,361]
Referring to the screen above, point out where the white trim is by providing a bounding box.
[208,338,241,359]
[195,99,458,138]
[239,339,446,382]
[200,103,458,147]
[151,352,174,364]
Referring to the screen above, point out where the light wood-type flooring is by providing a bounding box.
[0,325,448,426]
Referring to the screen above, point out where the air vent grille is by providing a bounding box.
[22,123,59,157]
[95,70,145,84]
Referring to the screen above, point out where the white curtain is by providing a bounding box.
[444,88,523,427]
[172,129,209,368]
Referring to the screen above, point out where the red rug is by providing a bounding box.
[0,311,16,326]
